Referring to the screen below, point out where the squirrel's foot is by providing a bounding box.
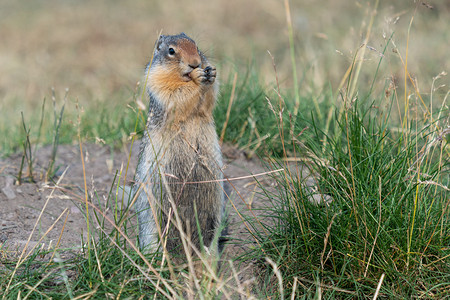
[192,66,216,85]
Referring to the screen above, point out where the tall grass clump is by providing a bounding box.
[214,66,330,157]
[214,69,272,156]
[247,89,449,297]
[243,1,450,297]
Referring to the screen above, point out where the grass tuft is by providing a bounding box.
[246,93,449,298]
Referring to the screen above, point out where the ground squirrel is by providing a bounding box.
[134,33,224,257]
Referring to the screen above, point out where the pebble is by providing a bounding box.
[1,186,16,200]
[1,176,16,199]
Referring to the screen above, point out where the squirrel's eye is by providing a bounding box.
[168,48,175,55]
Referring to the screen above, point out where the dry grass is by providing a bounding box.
[1,0,449,106]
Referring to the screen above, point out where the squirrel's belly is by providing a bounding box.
[148,134,223,250]
[145,129,223,199]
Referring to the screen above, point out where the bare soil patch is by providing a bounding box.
[0,143,273,263]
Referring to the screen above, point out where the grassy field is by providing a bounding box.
[0,0,449,298]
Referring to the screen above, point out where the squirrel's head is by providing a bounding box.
[150,33,204,82]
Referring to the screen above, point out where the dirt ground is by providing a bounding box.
[0,143,281,263]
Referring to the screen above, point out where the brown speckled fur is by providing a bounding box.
[134,33,224,257]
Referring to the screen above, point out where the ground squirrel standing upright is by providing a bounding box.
[134,33,224,257]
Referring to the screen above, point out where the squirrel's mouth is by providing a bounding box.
[182,72,192,82]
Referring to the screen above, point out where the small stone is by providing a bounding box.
[1,186,16,200]
[0,233,7,243]
[308,191,333,205]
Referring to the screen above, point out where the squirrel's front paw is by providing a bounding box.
[192,66,216,85]
[203,66,216,83]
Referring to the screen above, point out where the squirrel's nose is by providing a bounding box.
[189,63,201,69]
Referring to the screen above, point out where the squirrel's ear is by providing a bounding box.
[155,36,164,51]
[180,32,190,39]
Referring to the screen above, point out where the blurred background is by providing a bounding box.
[0,0,449,151]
